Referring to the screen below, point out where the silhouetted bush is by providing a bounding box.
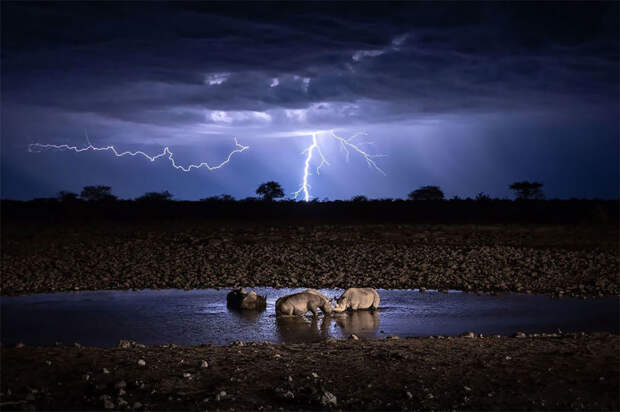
[351,195,368,202]
[408,185,445,201]
[80,185,117,202]
[58,191,79,202]
[136,191,173,203]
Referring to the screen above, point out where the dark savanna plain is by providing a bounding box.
[2,1,619,411]
[1,198,619,410]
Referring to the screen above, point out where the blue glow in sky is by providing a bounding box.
[2,2,618,200]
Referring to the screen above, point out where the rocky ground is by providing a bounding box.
[1,220,617,296]
[1,333,618,411]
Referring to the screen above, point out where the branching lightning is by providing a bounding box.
[292,130,386,201]
[28,137,249,172]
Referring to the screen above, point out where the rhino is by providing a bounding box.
[276,291,332,316]
[226,288,267,311]
[333,288,380,312]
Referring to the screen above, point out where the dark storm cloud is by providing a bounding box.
[3,1,617,128]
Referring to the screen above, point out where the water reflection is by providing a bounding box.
[276,315,332,342]
[228,308,264,322]
[333,311,380,337]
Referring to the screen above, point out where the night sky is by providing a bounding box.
[2,2,618,200]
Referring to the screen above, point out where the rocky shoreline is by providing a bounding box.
[1,333,618,411]
[2,221,617,297]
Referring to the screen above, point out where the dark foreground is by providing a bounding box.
[2,333,618,411]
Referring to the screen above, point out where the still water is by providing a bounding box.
[1,288,617,347]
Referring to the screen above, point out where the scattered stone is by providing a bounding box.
[137,359,146,367]
[406,391,413,400]
[25,393,35,401]
[117,340,136,349]
[100,395,114,409]
[132,401,143,409]
[349,334,360,340]
[514,332,527,338]
[102,368,110,374]
[386,335,400,340]
[215,391,226,401]
[320,390,337,407]
[114,380,127,389]
[15,343,24,349]
[183,373,192,379]
[200,360,209,368]
[73,342,82,348]
[45,361,52,366]
[460,331,475,338]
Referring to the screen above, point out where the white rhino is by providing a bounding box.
[276,291,332,316]
[333,288,380,312]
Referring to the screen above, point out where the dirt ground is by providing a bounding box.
[1,333,618,411]
[1,220,617,297]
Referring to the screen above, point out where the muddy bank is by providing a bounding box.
[1,333,618,411]
[2,222,618,296]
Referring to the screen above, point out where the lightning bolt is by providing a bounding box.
[292,130,386,201]
[28,138,249,172]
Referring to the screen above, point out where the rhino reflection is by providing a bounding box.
[276,315,331,343]
[334,311,380,337]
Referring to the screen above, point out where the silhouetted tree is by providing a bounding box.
[408,185,444,201]
[57,191,79,202]
[509,181,544,200]
[136,191,173,202]
[80,185,117,202]
[475,192,491,202]
[256,181,284,201]
[351,195,368,202]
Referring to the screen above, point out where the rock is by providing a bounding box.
[200,360,209,368]
[25,393,35,401]
[232,340,245,347]
[73,342,82,348]
[386,335,400,340]
[45,361,52,366]
[137,359,146,367]
[114,380,127,389]
[132,402,143,410]
[82,374,91,381]
[102,368,110,374]
[15,342,24,348]
[226,288,267,311]
[117,340,136,349]
[100,395,114,409]
[349,334,360,340]
[117,398,128,408]
[215,391,226,401]
[320,390,337,407]
[183,373,192,379]
[460,331,475,338]
[406,391,413,400]
[514,332,527,338]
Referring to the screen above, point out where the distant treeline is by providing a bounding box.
[2,197,617,225]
